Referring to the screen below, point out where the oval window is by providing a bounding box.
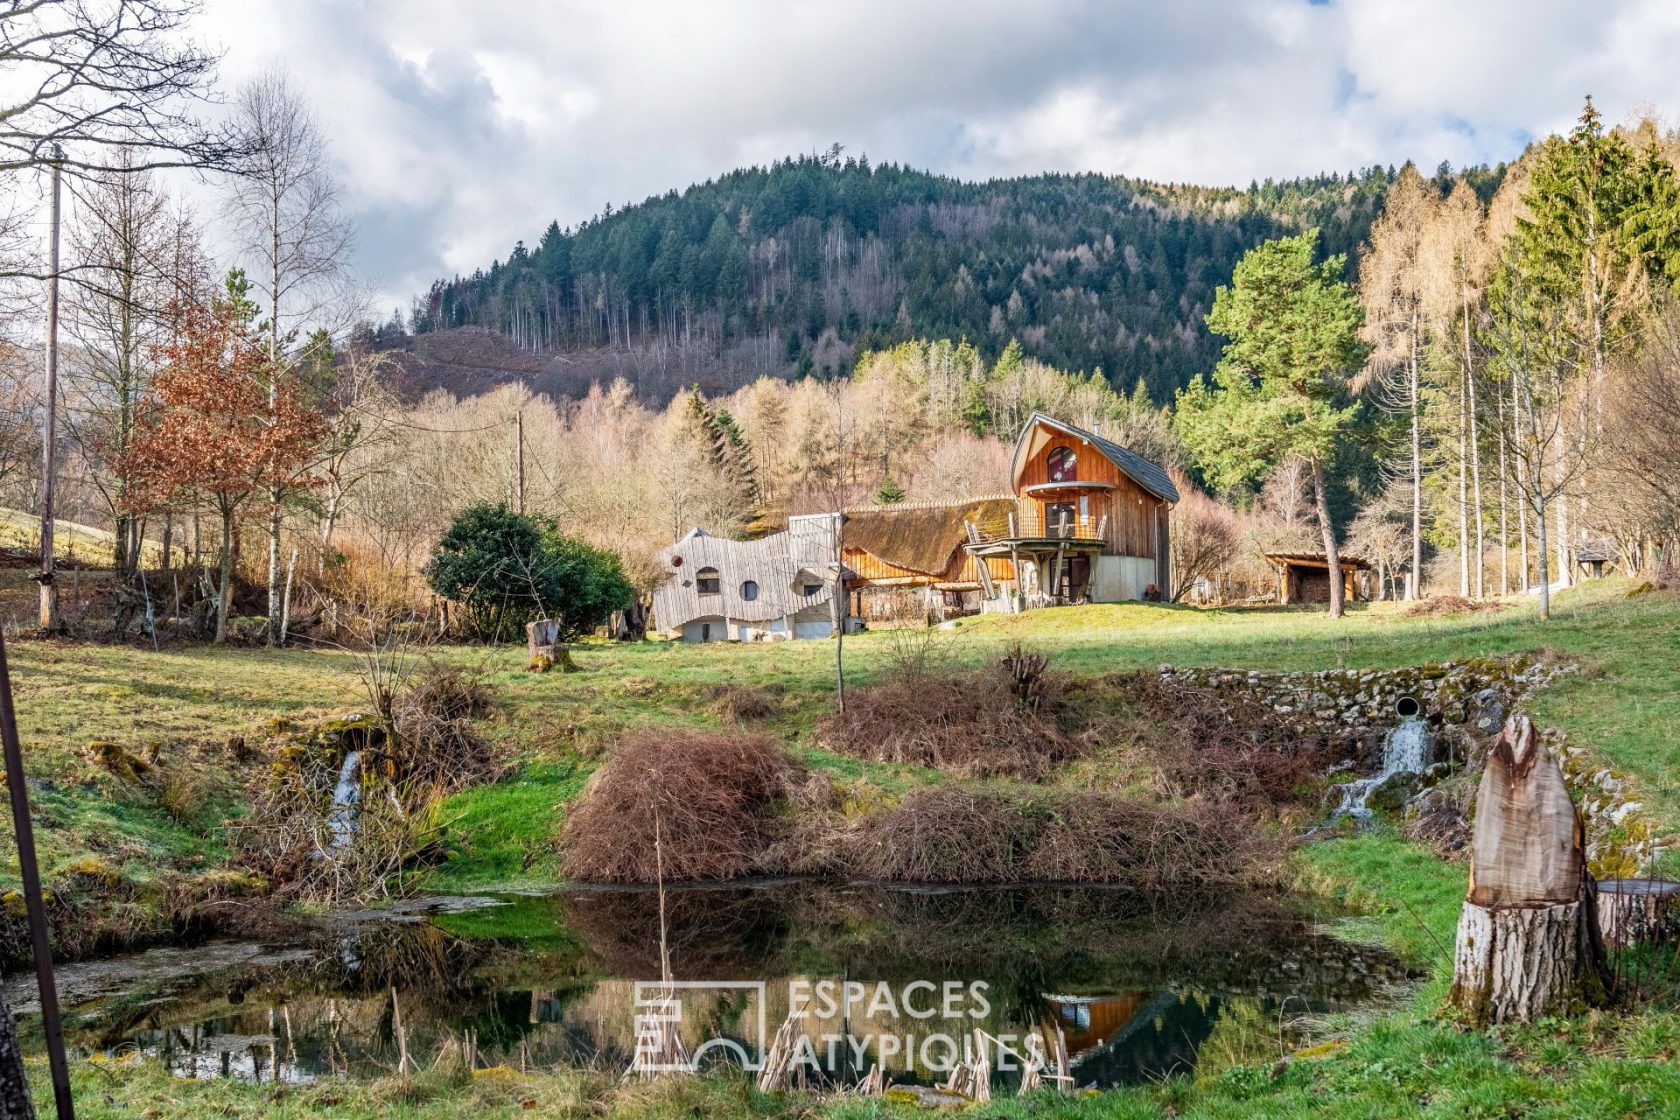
[1047,445,1077,483]
[741,580,759,601]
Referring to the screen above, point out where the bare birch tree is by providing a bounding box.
[62,157,206,578]
[224,67,354,644]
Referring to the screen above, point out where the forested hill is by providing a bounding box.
[407,155,1501,403]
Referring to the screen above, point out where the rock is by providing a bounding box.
[1469,688,1506,736]
[1365,770,1422,814]
[1404,785,1470,855]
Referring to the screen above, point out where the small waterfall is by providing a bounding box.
[327,750,363,849]
[1332,708,1430,823]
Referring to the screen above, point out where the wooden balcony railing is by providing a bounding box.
[965,504,1106,545]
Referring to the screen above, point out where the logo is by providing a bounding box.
[630,978,1046,1080]
[631,980,768,1073]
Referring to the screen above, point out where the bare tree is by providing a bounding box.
[1167,478,1238,603]
[312,340,401,564]
[224,68,354,644]
[0,0,235,182]
[61,157,205,578]
[1488,262,1591,621]
[1358,164,1438,599]
[1604,301,1680,571]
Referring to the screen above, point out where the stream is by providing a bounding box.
[8,881,1414,1091]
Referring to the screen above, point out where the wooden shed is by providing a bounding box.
[1265,551,1370,605]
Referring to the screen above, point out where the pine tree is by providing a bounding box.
[1175,231,1367,617]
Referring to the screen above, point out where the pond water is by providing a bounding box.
[9,882,1413,1091]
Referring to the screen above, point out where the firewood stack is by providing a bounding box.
[1448,715,1611,1025]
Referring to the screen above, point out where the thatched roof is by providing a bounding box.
[843,496,1015,576]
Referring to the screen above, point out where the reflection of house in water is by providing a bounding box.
[1045,990,1223,1086]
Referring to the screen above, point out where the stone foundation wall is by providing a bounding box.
[1159,654,1566,735]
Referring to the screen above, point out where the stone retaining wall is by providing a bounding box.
[1158,655,1667,876]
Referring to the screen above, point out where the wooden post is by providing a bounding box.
[1448,715,1611,1025]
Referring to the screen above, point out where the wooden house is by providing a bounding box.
[652,413,1179,637]
[651,516,840,642]
[838,497,1018,620]
[961,412,1178,607]
[1264,551,1370,605]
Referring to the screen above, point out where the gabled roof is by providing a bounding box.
[1010,412,1179,504]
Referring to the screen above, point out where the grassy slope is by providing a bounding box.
[424,578,1680,891]
[10,579,1680,1115]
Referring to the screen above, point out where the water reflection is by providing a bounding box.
[28,883,1412,1090]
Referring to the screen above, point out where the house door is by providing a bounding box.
[1053,555,1091,601]
[701,622,712,642]
[1047,502,1077,538]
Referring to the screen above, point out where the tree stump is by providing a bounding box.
[1597,879,1680,949]
[526,618,579,672]
[1448,715,1611,1025]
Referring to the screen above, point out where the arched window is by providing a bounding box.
[740,580,759,601]
[696,567,720,594]
[1047,445,1077,483]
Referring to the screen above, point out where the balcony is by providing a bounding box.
[964,503,1106,549]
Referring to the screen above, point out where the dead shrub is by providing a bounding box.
[563,729,801,883]
[833,787,1275,888]
[707,681,784,724]
[233,665,500,903]
[389,662,500,794]
[1092,672,1351,811]
[818,647,1079,781]
[1403,595,1497,618]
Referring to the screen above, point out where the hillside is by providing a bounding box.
[406,157,1504,404]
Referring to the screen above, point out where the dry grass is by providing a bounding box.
[829,786,1278,887]
[1403,594,1501,617]
[1094,671,1353,811]
[706,681,784,723]
[817,644,1080,780]
[562,729,801,883]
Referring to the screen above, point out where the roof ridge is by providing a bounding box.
[843,493,1015,514]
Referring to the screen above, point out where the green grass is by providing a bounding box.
[11,578,1680,1115]
[422,762,591,893]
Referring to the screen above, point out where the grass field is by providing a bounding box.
[5,577,1680,1115]
[5,577,1676,905]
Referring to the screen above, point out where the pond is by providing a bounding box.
[8,882,1414,1092]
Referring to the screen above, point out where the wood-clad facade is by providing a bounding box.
[960,412,1178,606]
[653,414,1178,638]
[1014,440,1165,561]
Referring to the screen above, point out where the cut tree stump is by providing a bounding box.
[1597,879,1680,949]
[525,619,579,673]
[1448,715,1611,1025]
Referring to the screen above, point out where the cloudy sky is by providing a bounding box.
[189,0,1680,313]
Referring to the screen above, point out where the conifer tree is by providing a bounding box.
[1176,231,1367,617]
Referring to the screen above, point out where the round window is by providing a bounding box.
[741,580,759,601]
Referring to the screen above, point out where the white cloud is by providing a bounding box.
[174,0,1680,313]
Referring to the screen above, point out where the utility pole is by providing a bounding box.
[37,146,63,633]
[515,409,526,515]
